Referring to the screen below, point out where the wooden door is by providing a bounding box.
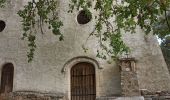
[0,63,14,94]
[71,62,96,100]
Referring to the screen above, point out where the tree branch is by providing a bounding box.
[164,9,170,32]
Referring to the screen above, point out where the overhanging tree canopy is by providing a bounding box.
[0,0,170,62]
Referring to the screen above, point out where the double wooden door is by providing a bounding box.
[71,62,96,100]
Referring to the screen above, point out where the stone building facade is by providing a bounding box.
[0,0,170,100]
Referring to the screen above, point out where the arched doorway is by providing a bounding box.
[71,62,96,100]
[0,63,14,94]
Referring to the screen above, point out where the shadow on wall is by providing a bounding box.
[160,36,170,72]
[0,63,14,97]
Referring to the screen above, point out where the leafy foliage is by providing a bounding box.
[154,13,170,39]
[0,0,6,8]
[17,0,63,62]
[1,0,170,62]
[69,0,130,59]
[69,0,170,59]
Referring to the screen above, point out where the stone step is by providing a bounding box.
[96,96,144,100]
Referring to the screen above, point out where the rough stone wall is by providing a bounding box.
[0,0,121,98]
[119,58,140,96]
[96,96,144,100]
[0,0,169,100]
[121,72,140,96]
[1,92,145,100]
[123,32,170,91]
[141,90,170,100]
[0,92,64,100]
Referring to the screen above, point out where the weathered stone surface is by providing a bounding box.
[119,58,140,96]
[141,90,170,100]
[0,91,64,100]
[121,72,140,96]
[0,0,169,99]
[96,96,144,100]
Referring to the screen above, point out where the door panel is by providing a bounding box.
[0,63,14,94]
[71,62,96,100]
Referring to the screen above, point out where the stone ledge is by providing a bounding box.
[141,90,170,100]
[96,96,144,100]
[0,91,65,100]
[141,90,170,96]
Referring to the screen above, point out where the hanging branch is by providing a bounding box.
[0,0,6,8]
[164,9,170,32]
[69,0,170,60]
[17,0,63,62]
[1,0,170,62]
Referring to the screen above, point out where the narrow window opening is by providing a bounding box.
[0,63,14,94]
[77,10,92,24]
[0,20,6,32]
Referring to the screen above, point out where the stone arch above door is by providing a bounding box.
[62,56,102,73]
[62,56,101,100]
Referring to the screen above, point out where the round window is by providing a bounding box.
[77,10,92,24]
